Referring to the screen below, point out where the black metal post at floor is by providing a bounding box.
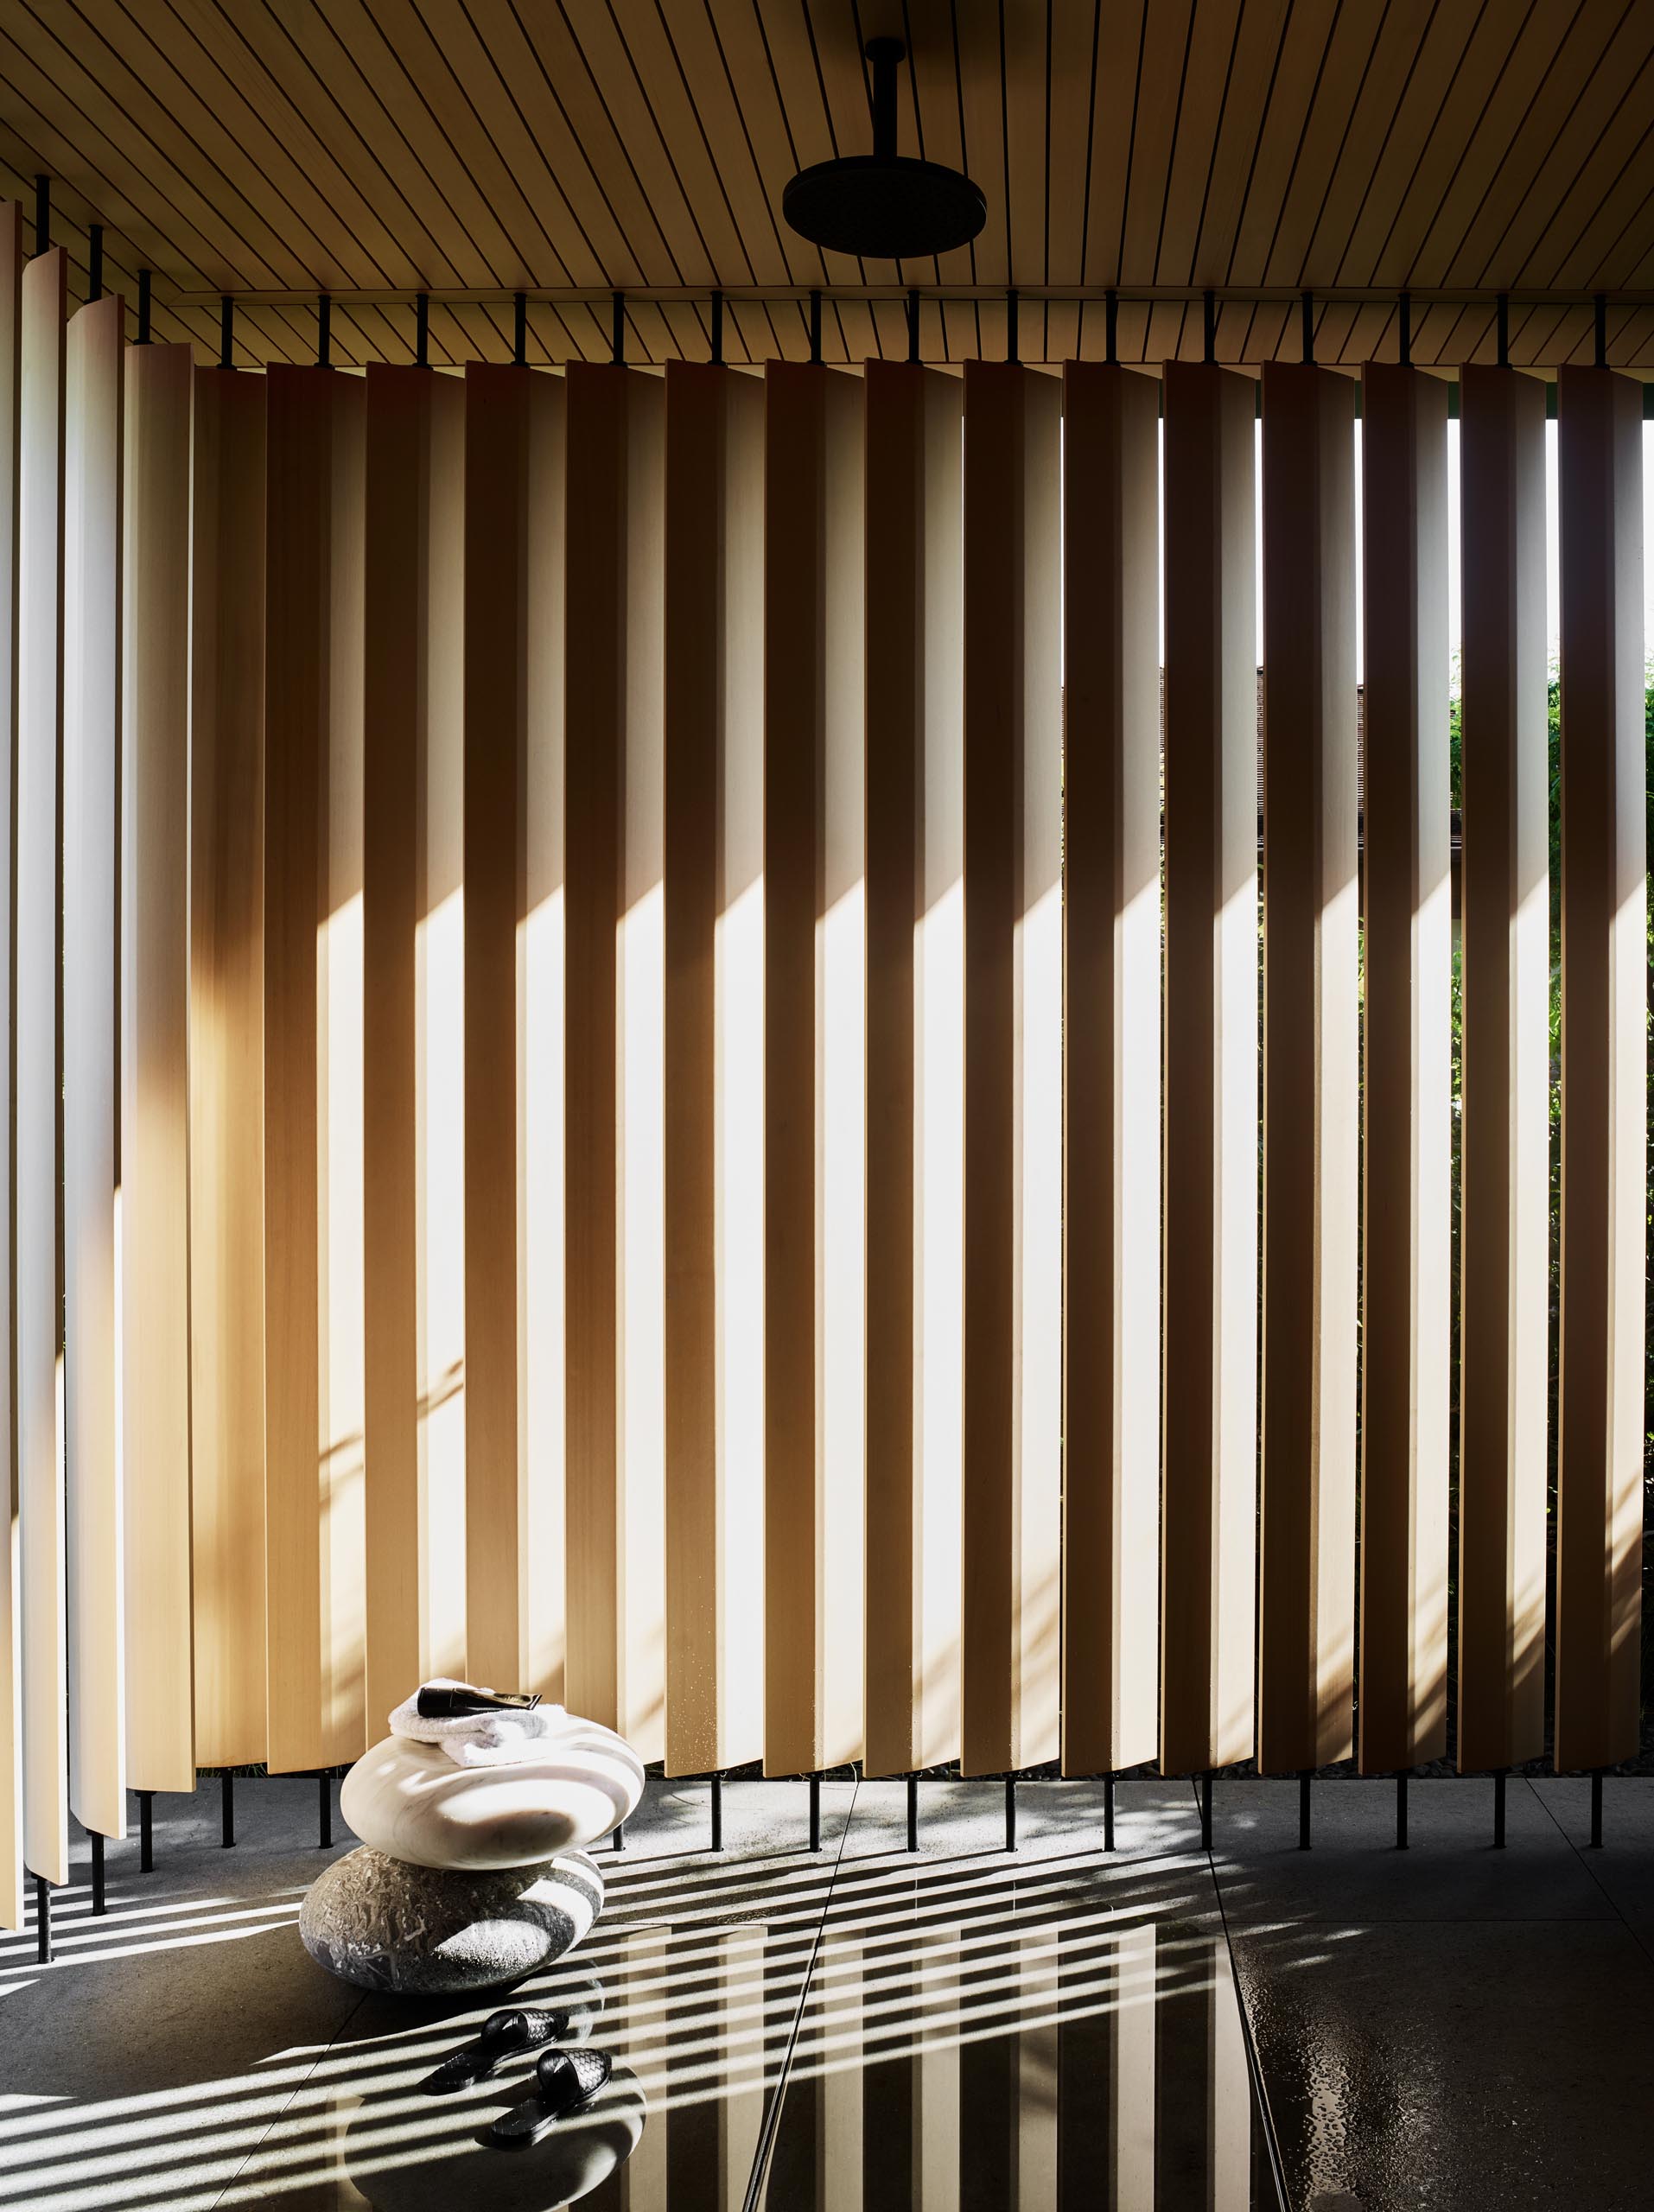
[1004,1777,1016,1853]
[91,1830,105,1915]
[219,293,233,369]
[1396,1771,1409,1851]
[138,1791,155,1872]
[808,1773,822,1853]
[35,1874,50,1966]
[906,1772,919,1853]
[1199,1772,1213,1850]
[137,268,152,345]
[319,1771,334,1849]
[1298,1770,1312,1851]
[222,1770,236,1848]
[1589,1770,1603,1848]
[710,1773,723,1853]
[610,1818,625,1853]
[1492,1769,1506,1848]
[1104,1774,1116,1853]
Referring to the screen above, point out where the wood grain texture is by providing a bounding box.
[1457,365,1549,1774]
[961,362,1062,1778]
[63,294,125,1841]
[1257,362,1358,1775]
[120,340,195,1794]
[462,363,566,1699]
[761,362,865,1776]
[1160,361,1259,1777]
[1555,365,1644,1773]
[264,365,366,1773]
[1059,363,1162,1777]
[862,363,964,1779]
[17,246,67,1885]
[188,366,267,1770]
[0,203,22,1930]
[662,361,765,1775]
[362,363,467,1737]
[563,364,666,1756]
[1358,363,1451,1774]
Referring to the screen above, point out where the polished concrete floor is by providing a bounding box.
[0,1773,1646,2209]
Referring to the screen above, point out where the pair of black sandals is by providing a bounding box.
[422,2002,613,2150]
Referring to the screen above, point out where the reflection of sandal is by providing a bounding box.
[421,2007,571,2094]
[487,2049,614,2147]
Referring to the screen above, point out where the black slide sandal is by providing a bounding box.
[420,2006,572,2094]
[487,2049,614,2148]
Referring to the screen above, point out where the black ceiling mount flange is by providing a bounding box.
[783,37,986,261]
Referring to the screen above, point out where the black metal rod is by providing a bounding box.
[1396,1771,1409,1850]
[317,292,331,367]
[319,1771,333,1849]
[1301,288,1314,364]
[91,1830,105,1916]
[611,1817,625,1853]
[1104,1773,1116,1852]
[1496,291,1510,368]
[612,289,625,365]
[906,1771,919,1853]
[709,289,723,365]
[222,1770,236,1848]
[1199,1771,1213,1850]
[1203,288,1217,363]
[1006,287,1018,364]
[907,287,919,363]
[1298,1770,1312,1850]
[1398,289,1411,367]
[808,1773,822,1853]
[1594,292,1606,368]
[1589,1770,1603,1848]
[35,1874,50,1966]
[219,295,234,370]
[33,175,48,257]
[809,287,822,364]
[88,224,103,303]
[137,269,152,346]
[868,36,901,163]
[710,1772,723,1852]
[1004,1776,1016,1852]
[415,290,429,367]
[138,1791,155,1872]
[1105,286,1118,365]
[1492,1769,1506,1848]
[513,289,527,365]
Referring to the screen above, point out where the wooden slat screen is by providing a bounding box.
[0,203,21,1930]
[0,192,1646,1913]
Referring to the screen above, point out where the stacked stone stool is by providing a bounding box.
[301,1713,644,1994]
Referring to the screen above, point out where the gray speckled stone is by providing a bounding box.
[300,1845,602,1993]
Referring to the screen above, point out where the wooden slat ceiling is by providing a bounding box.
[0,0,1650,372]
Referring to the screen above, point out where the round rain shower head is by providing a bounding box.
[782,38,986,262]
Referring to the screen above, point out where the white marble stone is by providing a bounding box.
[340,1720,644,1872]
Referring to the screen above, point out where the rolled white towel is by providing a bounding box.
[389,1679,577,1770]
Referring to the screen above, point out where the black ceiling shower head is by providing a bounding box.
[782,37,986,261]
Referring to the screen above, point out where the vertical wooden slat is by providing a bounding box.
[762,362,865,1777]
[1358,363,1451,1775]
[1060,362,1162,1777]
[1555,365,1644,1773]
[0,202,22,1931]
[1160,361,1259,1777]
[1257,361,1358,1774]
[463,362,565,1698]
[662,360,765,1775]
[363,363,466,1735]
[264,365,366,1774]
[121,340,194,1792]
[563,365,666,1754]
[1457,365,1549,1774]
[18,245,67,1886]
[63,293,124,1843]
[189,366,267,1770]
[960,361,1062,1779]
[863,363,964,1780]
